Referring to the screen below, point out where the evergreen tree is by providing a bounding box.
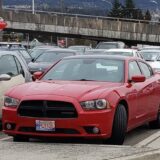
[123,0,136,19]
[108,0,123,18]
[144,10,151,20]
[125,0,135,9]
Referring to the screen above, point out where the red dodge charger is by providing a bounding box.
[2,55,160,145]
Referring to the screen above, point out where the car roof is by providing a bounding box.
[44,48,77,53]
[69,45,90,47]
[86,49,108,52]
[98,41,124,44]
[140,50,160,52]
[0,50,20,56]
[0,42,22,45]
[106,49,135,52]
[63,55,138,61]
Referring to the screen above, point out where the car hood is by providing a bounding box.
[7,81,123,101]
[28,62,53,71]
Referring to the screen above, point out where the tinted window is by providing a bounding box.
[139,62,153,78]
[140,51,160,61]
[129,61,141,79]
[42,58,124,82]
[0,55,18,76]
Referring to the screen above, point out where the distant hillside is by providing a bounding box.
[3,0,158,11]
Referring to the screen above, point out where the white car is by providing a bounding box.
[0,51,32,119]
[104,49,143,58]
[140,50,160,72]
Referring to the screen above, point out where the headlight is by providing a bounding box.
[4,96,20,108]
[80,99,110,110]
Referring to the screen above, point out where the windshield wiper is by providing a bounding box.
[73,79,95,81]
[145,59,155,61]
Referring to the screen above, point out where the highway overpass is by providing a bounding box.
[1,10,160,45]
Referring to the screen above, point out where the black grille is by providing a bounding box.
[18,100,78,118]
[18,127,80,134]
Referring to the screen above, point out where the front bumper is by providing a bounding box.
[2,96,114,139]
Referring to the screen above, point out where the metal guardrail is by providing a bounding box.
[3,7,160,24]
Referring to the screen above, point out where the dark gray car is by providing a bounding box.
[28,48,77,74]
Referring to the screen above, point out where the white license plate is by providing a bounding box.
[36,120,55,131]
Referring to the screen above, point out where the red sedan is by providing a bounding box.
[2,55,160,145]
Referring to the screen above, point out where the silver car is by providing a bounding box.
[0,51,32,119]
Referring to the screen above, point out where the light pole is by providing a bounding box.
[0,0,2,12]
[32,0,35,14]
[60,0,64,13]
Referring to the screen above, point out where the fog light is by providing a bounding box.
[5,123,16,130]
[92,127,100,134]
[6,123,12,130]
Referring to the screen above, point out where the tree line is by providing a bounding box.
[108,0,151,20]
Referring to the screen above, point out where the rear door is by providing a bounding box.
[0,55,25,117]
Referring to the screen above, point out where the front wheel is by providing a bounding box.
[106,104,127,145]
[149,111,160,129]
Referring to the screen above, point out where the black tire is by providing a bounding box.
[149,111,160,129]
[13,135,29,142]
[107,104,127,145]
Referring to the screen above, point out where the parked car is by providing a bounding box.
[30,46,59,60]
[0,51,32,119]
[96,41,125,49]
[28,48,77,74]
[68,45,92,54]
[105,49,143,58]
[3,55,160,144]
[140,50,160,72]
[140,46,160,51]
[0,42,32,64]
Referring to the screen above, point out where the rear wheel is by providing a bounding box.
[149,111,160,129]
[13,135,29,142]
[106,104,127,145]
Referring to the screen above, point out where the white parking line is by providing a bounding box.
[135,131,160,147]
[0,136,12,141]
[111,148,160,160]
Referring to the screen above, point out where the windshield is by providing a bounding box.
[105,51,133,57]
[141,51,160,61]
[30,49,47,59]
[18,50,31,59]
[42,58,124,82]
[96,43,118,49]
[35,51,75,63]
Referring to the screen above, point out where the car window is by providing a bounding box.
[0,55,19,76]
[129,61,141,79]
[14,56,25,77]
[138,62,153,78]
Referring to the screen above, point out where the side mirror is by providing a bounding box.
[32,71,43,81]
[0,74,11,81]
[131,75,146,83]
